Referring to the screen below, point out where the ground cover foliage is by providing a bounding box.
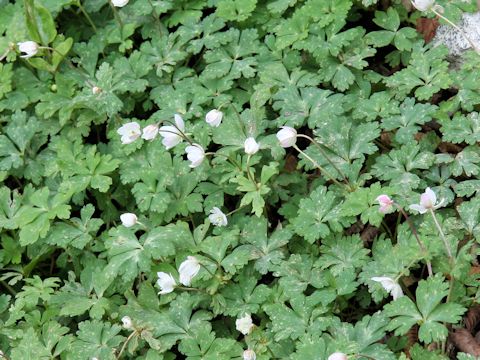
[2,0,480,359]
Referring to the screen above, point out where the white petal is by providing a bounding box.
[409,204,428,214]
[174,114,185,131]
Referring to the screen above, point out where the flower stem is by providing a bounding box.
[293,144,346,188]
[396,205,433,277]
[108,0,124,35]
[147,0,163,37]
[297,134,350,187]
[77,0,97,33]
[116,330,137,359]
[431,7,480,54]
[429,209,453,259]
[246,155,258,189]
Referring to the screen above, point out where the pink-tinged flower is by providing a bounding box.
[142,124,159,140]
[328,353,348,360]
[371,276,403,300]
[409,187,444,214]
[376,195,394,214]
[243,349,256,360]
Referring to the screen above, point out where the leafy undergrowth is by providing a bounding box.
[1,0,480,359]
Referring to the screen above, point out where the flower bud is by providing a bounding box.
[17,41,39,58]
[328,353,348,360]
[205,109,223,127]
[276,126,297,148]
[243,349,256,360]
[111,0,129,7]
[142,124,159,141]
[92,86,102,95]
[411,0,435,11]
[185,144,205,168]
[121,316,133,329]
[120,213,137,227]
[244,137,260,155]
[178,256,201,286]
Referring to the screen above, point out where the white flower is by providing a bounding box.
[142,124,159,141]
[328,353,347,360]
[409,187,444,214]
[178,256,201,286]
[376,195,394,214]
[157,272,176,294]
[205,109,223,127]
[111,0,129,7]
[328,353,348,360]
[120,213,137,227]
[185,144,205,168]
[159,114,185,149]
[276,126,297,148]
[121,316,132,329]
[236,314,254,335]
[411,0,435,11]
[91,358,99,360]
[244,137,260,155]
[92,86,102,94]
[117,122,141,144]
[208,207,228,227]
[17,41,39,58]
[371,276,404,300]
[243,349,256,360]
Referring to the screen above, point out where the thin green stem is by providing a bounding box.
[147,0,163,37]
[116,330,137,359]
[246,155,258,189]
[429,209,453,259]
[77,1,97,33]
[293,144,345,188]
[431,7,480,54]
[0,279,16,296]
[0,48,10,62]
[396,205,433,277]
[297,134,350,187]
[108,0,124,33]
[226,204,247,216]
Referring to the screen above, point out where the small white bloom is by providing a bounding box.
[157,272,176,294]
[142,124,159,141]
[92,86,102,95]
[208,207,228,227]
[243,349,256,360]
[121,316,132,329]
[276,126,297,148]
[328,353,348,360]
[185,144,205,168]
[411,0,435,11]
[18,41,39,58]
[120,213,137,227]
[178,256,201,286]
[205,109,223,127]
[236,314,254,335]
[371,276,404,300]
[91,358,99,360]
[159,114,185,149]
[117,122,141,144]
[409,187,444,214]
[376,195,394,214]
[244,137,260,155]
[111,0,129,7]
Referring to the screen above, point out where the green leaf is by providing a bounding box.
[216,0,257,21]
[441,112,480,145]
[291,186,345,243]
[24,0,57,45]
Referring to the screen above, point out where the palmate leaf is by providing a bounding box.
[202,28,261,80]
[264,292,332,341]
[179,326,243,359]
[68,320,124,360]
[381,97,437,144]
[384,275,466,343]
[223,216,291,274]
[441,112,480,145]
[384,42,452,100]
[327,312,395,360]
[291,186,345,243]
